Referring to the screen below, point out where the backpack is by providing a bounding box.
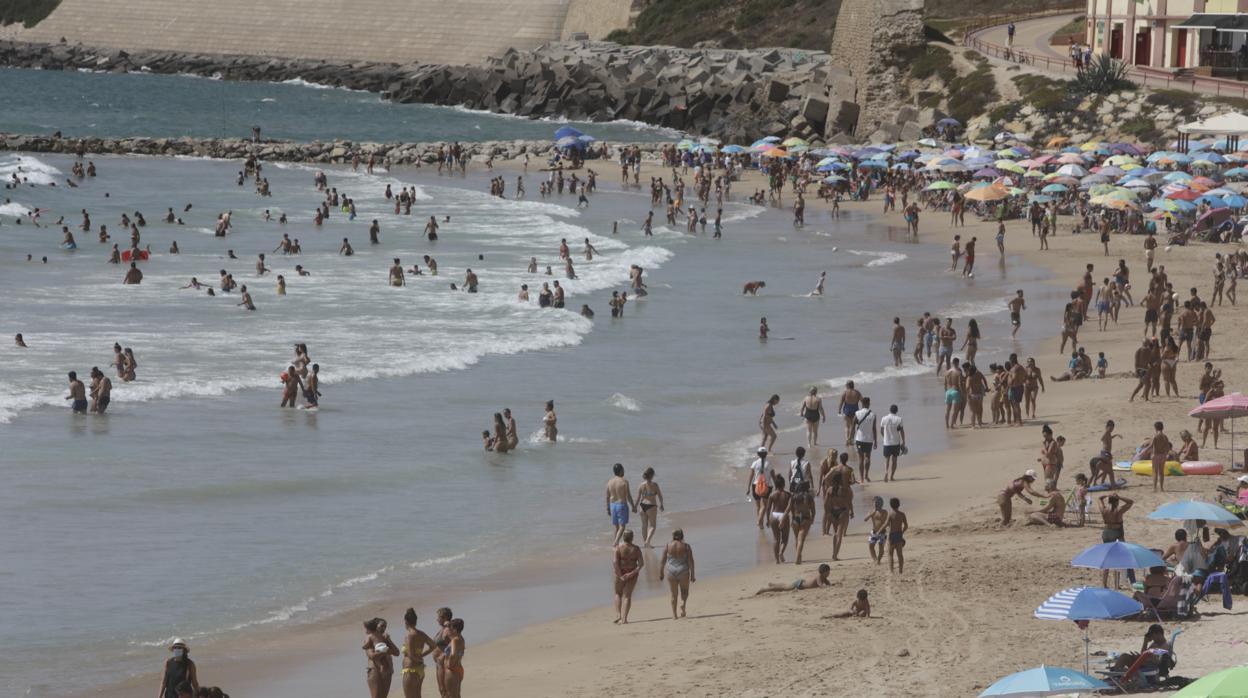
[754,467,770,496]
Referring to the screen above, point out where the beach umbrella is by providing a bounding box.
[781,137,808,147]
[555,135,582,148]
[752,136,781,145]
[1188,392,1248,469]
[1225,194,1248,208]
[937,117,961,127]
[822,175,847,183]
[925,180,956,191]
[1172,666,1248,698]
[1105,154,1138,166]
[1121,162,1144,171]
[974,168,1001,178]
[553,126,584,140]
[1036,586,1143,673]
[859,159,888,169]
[964,185,1008,202]
[1056,163,1089,177]
[1149,198,1191,212]
[1166,188,1200,200]
[979,666,1109,697]
[1072,541,1166,571]
[762,147,789,158]
[1024,169,1046,179]
[721,144,746,154]
[1041,183,1068,193]
[1122,178,1154,189]
[943,148,965,159]
[1029,194,1056,204]
[1198,195,1229,209]
[939,162,969,173]
[1148,499,1242,524]
[917,137,939,147]
[1096,165,1127,178]
[1100,198,1139,211]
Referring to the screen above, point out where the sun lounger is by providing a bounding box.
[1097,630,1181,693]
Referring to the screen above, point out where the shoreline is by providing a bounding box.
[55,158,1075,698]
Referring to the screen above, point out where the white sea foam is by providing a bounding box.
[939,296,1011,318]
[607,393,642,412]
[847,249,907,267]
[0,202,32,216]
[0,155,63,186]
[823,361,933,389]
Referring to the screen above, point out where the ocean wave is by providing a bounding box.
[847,249,907,267]
[939,296,1011,319]
[607,393,642,412]
[444,104,682,138]
[0,201,33,217]
[0,155,62,186]
[823,361,933,389]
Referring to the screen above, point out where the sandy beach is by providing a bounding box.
[447,161,1248,697]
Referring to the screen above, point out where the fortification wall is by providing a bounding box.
[3,0,628,65]
[830,0,926,135]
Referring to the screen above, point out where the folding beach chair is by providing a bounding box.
[1097,630,1181,693]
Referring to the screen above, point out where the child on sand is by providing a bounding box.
[1073,474,1089,527]
[827,589,871,618]
[755,564,831,594]
[886,498,908,574]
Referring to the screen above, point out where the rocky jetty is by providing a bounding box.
[0,38,935,143]
[0,132,669,164]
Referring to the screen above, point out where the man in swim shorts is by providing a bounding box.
[65,371,88,414]
[606,464,635,545]
[1009,290,1026,338]
[886,497,908,574]
[837,381,862,446]
[866,496,888,564]
[943,358,963,429]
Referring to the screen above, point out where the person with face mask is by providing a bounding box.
[158,639,198,698]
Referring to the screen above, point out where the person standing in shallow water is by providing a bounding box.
[635,467,664,547]
[543,399,557,441]
[606,463,634,545]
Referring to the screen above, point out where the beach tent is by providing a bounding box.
[1178,112,1248,137]
[979,666,1109,697]
[553,126,584,140]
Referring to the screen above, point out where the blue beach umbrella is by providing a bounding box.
[1164,171,1193,183]
[1036,586,1143,672]
[1148,499,1243,524]
[1225,166,1248,179]
[1041,183,1068,193]
[822,175,847,183]
[1198,195,1229,209]
[1029,194,1056,204]
[553,126,583,140]
[1071,541,1165,571]
[859,159,888,169]
[979,665,1109,697]
[721,144,746,154]
[1225,194,1248,208]
[555,135,583,148]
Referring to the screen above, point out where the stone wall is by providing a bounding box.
[830,0,927,135]
[1,0,597,66]
[561,0,639,39]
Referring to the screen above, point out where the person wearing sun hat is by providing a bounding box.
[997,468,1044,525]
[157,638,198,698]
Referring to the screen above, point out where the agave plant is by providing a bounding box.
[1073,54,1134,95]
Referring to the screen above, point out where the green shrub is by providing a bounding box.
[1210,95,1248,111]
[1120,115,1160,143]
[1145,88,1198,112]
[911,47,956,83]
[1073,54,1134,95]
[988,102,1017,124]
[0,0,61,27]
[946,66,999,124]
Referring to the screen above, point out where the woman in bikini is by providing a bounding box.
[818,447,839,535]
[960,319,980,365]
[113,342,125,379]
[429,608,453,698]
[765,475,792,564]
[824,453,855,560]
[1024,357,1045,419]
[362,617,400,698]
[787,480,817,565]
[613,530,643,623]
[658,528,695,619]
[635,467,664,548]
[491,413,510,454]
[759,394,780,452]
[1098,494,1135,587]
[122,347,138,382]
[1161,337,1181,397]
[442,619,465,698]
[401,608,436,698]
[997,470,1042,525]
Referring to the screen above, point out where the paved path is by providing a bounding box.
[975,13,1077,65]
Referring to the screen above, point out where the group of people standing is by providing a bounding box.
[361,608,465,698]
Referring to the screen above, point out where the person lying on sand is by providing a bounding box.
[826,589,871,618]
[755,563,830,594]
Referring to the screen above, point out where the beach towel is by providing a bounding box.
[1177,576,1197,618]
[1201,572,1233,610]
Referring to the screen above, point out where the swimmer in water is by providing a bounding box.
[811,271,826,296]
[237,285,256,311]
[759,317,769,340]
[15,333,27,348]
[390,258,406,287]
[339,238,354,256]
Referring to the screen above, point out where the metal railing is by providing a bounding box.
[964,11,1248,98]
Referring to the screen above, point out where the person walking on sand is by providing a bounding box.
[748,446,774,529]
[886,497,908,574]
[788,480,816,565]
[837,381,862,446]
[759,394,780,451]
[799,387,826,448]
[766,475,793,563]
[867,496,888,564]
[606,463,635,545]
[880,404,906,482]
[635,467,664,547]
[157,639,198,698]
[613,530,643,624]
[824,452,855,559]
[1009,289,1026,338]
[997,469,1042,525]
[1145,421,1172,492]
[363,618,400,698]
[853,397,878,482]
[1098,494,1135,587]
[659,529,695,619]
[401,608,436,698]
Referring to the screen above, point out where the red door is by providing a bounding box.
[1176,29,1187,67]
[1111,26,1124,58]
[1136,29,1151,65]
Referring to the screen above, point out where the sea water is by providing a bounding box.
[0,67,678,143]
[0,150,1062,696]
